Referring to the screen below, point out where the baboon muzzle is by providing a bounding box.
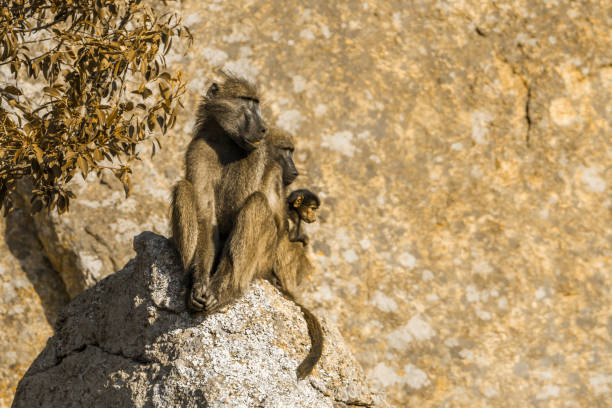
[284,168,298,185]
[245,119,266,147]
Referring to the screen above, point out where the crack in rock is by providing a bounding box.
[525,84,533,145]
[497,54,533,146]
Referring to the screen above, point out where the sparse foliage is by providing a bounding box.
[0,0,191,214]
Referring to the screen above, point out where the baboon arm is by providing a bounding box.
[274,234,299,293]
[202,192,277,313]
[174,180,219,311]
[180,138,222,311]
[290,240,315,287]
[171,180,198,270]
[275,235,316,292]
[290,233,310,247]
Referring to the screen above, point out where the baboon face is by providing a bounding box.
[297,201,318,223]
[206,82,267,151]
[277,145,298,185]
[268,128,298,185]
[291,193,319,223]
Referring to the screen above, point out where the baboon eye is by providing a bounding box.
[239,96,259,103]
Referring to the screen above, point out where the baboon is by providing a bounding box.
[171,73,269,312]
[286,189,320,246]
[264,130,323,379]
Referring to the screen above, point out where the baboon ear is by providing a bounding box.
[293,195,303,208]
[207,83,219,98]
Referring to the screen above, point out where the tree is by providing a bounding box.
[0,0,191,214]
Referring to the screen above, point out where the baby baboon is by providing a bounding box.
[171,73,269,312]
[286,189,320,246]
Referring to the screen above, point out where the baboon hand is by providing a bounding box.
[203,288,219,313]
[188,287,205,311]
[188,278,208,312]
[188,283,220,313]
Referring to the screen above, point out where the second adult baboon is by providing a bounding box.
[286,189,320,246]
[266,131,323,379]
[201,127,298,313]
[171,73,269,312]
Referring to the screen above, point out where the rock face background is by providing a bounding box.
[1,1,611,407]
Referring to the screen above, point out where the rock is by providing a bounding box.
[12,232,385,408]
[0,208,69,408]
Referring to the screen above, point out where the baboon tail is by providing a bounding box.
[171,180,198,270]
[295,302,324,380]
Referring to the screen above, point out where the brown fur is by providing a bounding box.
[172,91,322,377]
[206,126,323,379]
[202,127,297,313]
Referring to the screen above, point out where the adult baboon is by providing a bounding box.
[265,130,323,379]
[171,73,268,312]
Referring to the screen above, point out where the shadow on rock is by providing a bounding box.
[4,207,69,327]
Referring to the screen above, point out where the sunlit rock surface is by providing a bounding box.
[12,233,384,408]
